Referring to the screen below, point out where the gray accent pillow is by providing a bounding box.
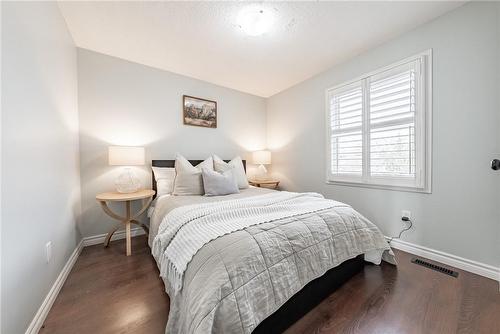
[202,168,239,196]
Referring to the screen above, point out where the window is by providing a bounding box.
[326,50,432,192]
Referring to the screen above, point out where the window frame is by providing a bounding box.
[325,50,432,193]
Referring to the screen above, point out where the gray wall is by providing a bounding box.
[267,2,500,267]
[78,49,267,237]
[1,2,81,333]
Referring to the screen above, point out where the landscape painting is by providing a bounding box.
[183,95,217,128]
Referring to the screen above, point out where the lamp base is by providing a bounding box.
[254,164,270,181]
[115,167,141,193]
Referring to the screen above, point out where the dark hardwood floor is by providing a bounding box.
[40,236,169,334]
[41,235,500,334]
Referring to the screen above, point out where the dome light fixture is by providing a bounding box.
[237,6,274,36]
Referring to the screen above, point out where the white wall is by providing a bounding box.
[267,2,500,268]
[78,49,267,237]
[1,2,81,333]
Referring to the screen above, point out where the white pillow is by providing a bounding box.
[213,155,249,189]
[173,155,214,195]
[152,167,176,197]
[202,168,239,196]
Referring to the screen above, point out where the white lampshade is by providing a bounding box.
[108,146,145,166]
[253,150,271,165]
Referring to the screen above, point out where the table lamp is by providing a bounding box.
[108,146,145,193]
[253,150,271,180]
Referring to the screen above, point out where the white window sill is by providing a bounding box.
[325,180,431,194]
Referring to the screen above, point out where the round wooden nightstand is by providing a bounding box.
[96,189,155,256]
[248,179,280,189]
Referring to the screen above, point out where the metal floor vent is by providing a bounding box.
[411,258,459,278]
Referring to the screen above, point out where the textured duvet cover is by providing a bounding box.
[151,190,394,334]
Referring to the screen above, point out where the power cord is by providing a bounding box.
[388,217,412,244]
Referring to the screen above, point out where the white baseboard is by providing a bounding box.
[25,240,84,334]
[387,237,500,283]
[82,227,146,247]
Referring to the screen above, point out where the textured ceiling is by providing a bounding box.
[58,1,463,97]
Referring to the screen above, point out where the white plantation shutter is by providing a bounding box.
[329,83,363,179]
[369,61,419,183]
[326,51,431,191]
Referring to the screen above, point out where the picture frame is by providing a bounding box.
[182,95,217,128]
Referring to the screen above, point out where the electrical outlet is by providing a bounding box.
[401,210,411,220]
[46,241,52,263]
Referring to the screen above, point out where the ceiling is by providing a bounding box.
[58,1,464,97]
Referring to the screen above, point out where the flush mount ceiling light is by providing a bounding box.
[237,6,274,36]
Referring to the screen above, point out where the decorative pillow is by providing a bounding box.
[213,155,249,189]
[152,167,176,197]
[202,168,239,196]
[173,155,214,195]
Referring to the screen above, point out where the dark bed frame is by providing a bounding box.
[151,159,366,333]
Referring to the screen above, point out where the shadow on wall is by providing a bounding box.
[266,124,309,192]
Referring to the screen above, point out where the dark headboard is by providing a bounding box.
[151,159,246,197]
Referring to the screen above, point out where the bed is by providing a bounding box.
[149,159,394,334]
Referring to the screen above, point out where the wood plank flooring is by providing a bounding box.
[40,235,500,334]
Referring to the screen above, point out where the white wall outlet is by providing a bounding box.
[401,210,411,220]
[45,241,52,263]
